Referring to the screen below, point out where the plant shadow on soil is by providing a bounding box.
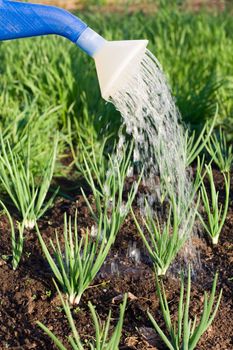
[0,168,232,350]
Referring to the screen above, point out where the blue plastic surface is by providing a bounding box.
[76,27,106,57]
[0,0,88,43]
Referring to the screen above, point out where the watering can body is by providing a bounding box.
[0,0,105,56]
[0,0,148,99]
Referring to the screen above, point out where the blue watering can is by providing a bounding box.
[0,0,148,99]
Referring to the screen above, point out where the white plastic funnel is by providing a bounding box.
[93,40,148,100]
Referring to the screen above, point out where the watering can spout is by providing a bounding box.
[0,0,148,100]
[93,40,148,100]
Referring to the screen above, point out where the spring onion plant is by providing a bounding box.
[205,127,233,172]
[132,195,198,276]
[88,294,127,350]
[37,284,127,350]
[0,135,58,229]
[80,142,140,241]
[198,165,230,245]
[148,266,222,350]
[185,108,216,166]
[192,156,206,192]
[38,142,139,304]
[37,210,117,305]
[0,201,25,270]
[68,113,110,181]
[192,155,216,197]
[73,134,110,184]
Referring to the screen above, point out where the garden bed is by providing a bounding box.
[0,168,232,350]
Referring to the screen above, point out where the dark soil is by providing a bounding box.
[0,168,232,350]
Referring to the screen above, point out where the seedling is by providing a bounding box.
[0,135,58,229]
[0,200,25,270]
[80,142,141,240]
[198,165,230,245]
[37,282,127,349]
[192,155,206,192]
[37,211,116,305]
[38,141,140,304]
[70,117,110,183]
[148,266,222,350]
[45,290,52,299]
[132,195,198,275]
[185,108,217,166]
[205,127,233,172]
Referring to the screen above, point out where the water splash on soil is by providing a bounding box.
[127,241,141,264]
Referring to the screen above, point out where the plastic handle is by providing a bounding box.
[0,0,88,42]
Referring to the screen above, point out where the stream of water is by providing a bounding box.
[110,49,195,248]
